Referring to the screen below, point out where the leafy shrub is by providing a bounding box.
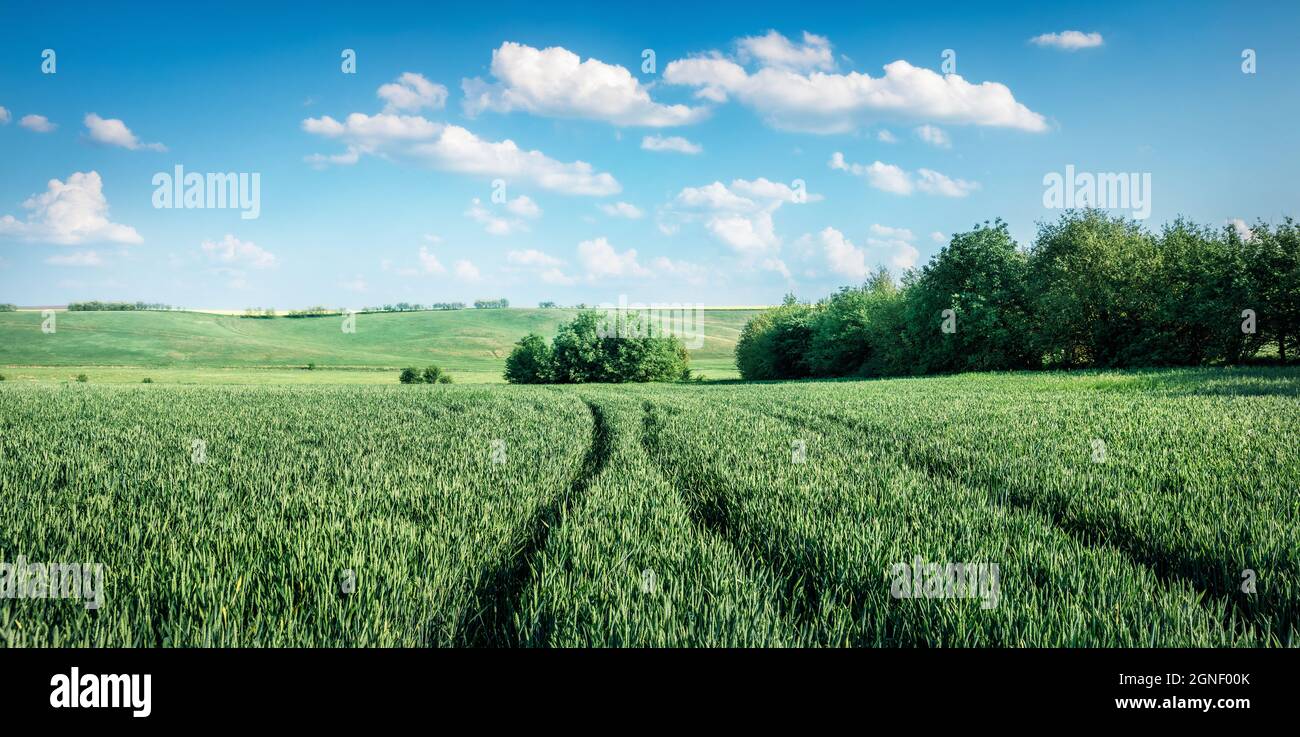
[504,333,555,384]
[399,365,455,384]
[141,377,153,384]
[735,300,815,380]
[421,365,446,384]
[505,311,689,384]
[76,374,88,383]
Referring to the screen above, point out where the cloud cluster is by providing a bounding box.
[915,124,950,148]
[600,201,644,219]
[84,113,167,151]
[303,74,620,196]
[641,134,702,154]
[663,31,1047,133]
[20,114,56,133]
[665,177,820,278]
[463,42,707,126]
[1030,31,1104,51]
[201,234,277,269]
[820,223,920,280]
[0,171,142,245]
[830,152,978,197]
[465,195,541,235]
[378,72,448,112]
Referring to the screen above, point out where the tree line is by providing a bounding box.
[737,210,1300,380]
[67,301,174,312]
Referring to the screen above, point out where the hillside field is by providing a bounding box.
[1,367,1296,646]
[0,308,759,383]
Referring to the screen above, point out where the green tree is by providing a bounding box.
[421,365,444,384]
[550,310,689,383]
[905,220,1036,373]
[1027,210,1159,367]
[735,302,816,380]
[807,268,906,377]
[399,367,421,384]
[504,333,554,384]
[1133,219,1252,365]
[1242,219,1300,362]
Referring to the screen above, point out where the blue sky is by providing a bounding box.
[1,0,1296,308]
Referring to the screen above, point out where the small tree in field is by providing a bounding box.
[504,333,554,383]
[399,367,420,384]
[422,365,447,384]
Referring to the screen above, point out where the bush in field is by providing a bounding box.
[506,310,689,384]
[807,270,909,377]
[504,333,554,384]
[0,304,17,312]
[422,365,454,384]
[735,297,815,380]
[399,365,454,384]
[76,374,88,383]
[141,377,153,383]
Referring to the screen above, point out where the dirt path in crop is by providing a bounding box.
[457,397,611,646]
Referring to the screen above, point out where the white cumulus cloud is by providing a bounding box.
[302,91,620,195]
[600,201,644,219]
[378,72,448,112]
[1030,31,1104,51]
[463,42,707,126]
[0,171,141,245]
[664,31,1047,133]
[737,30,834,73]
[830,152,977,197]
[915,124,951,148]
[577,237,650,279]
[201,234,277,269]
[84,113,166,151]
[641,134,703,154]
[19,114,56,133]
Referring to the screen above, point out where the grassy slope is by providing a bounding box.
[0,308,757,383]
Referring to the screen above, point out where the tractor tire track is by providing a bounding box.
[640,400,882,646]
[761,402,1291,637]
[457,398,610,647]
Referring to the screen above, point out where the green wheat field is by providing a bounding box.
[1,310,1297,646]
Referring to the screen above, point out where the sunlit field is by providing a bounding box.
[3,367,1295,647]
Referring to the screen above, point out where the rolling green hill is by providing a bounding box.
[0,308,760,383]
